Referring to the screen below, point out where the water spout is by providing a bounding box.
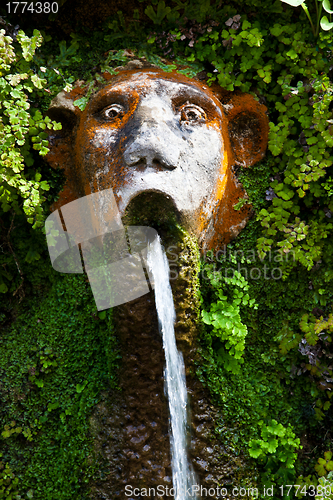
[147,235,198,500]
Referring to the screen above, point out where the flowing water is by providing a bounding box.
[147,235,198,500]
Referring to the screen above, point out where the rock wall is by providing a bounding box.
[89,231,253,499]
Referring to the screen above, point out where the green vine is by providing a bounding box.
[0,28,61,228]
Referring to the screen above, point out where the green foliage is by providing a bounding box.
[0,455,20,500]
[198,245,308,482]
[300,312,333,345]
[2,0,333,495]
[145,1,172,24]
[0,272,120,500]
[149,10,333,272]
[315,451,333,477]
[281,0,333,36]
[0,29,61,228]
[315,472,333,499]
[27,346,58,388]
[198,213,333,488]
[275,320,302,355]
[202,265,256,373]
[249,419,301,469]
[298,313,333,414]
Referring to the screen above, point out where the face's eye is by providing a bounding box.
[180,104,206,124]
[102,103,125,120]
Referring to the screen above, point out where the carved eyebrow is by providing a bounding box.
[170,86,222,118]
[88,90,130,115]
[88,80,222,120]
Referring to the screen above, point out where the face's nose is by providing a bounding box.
[123,97,183,170]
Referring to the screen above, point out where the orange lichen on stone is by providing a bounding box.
[46,67,269,251]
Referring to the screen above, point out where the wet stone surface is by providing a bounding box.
[89,235,254,499]
[90,291,172,499]
[47,66,269,252]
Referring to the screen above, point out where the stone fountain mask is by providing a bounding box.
[47,67,269,251]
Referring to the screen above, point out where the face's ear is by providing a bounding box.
[211,86,269,167]
[199,88,269,251]
[47,91,79,132]
[222,92,269,167]
[46,91,83,210]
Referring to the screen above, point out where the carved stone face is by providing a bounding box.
[47,68,269,250]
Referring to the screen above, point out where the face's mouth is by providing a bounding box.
[121,190,180,233]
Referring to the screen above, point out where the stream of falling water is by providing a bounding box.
[147,235,198,500]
